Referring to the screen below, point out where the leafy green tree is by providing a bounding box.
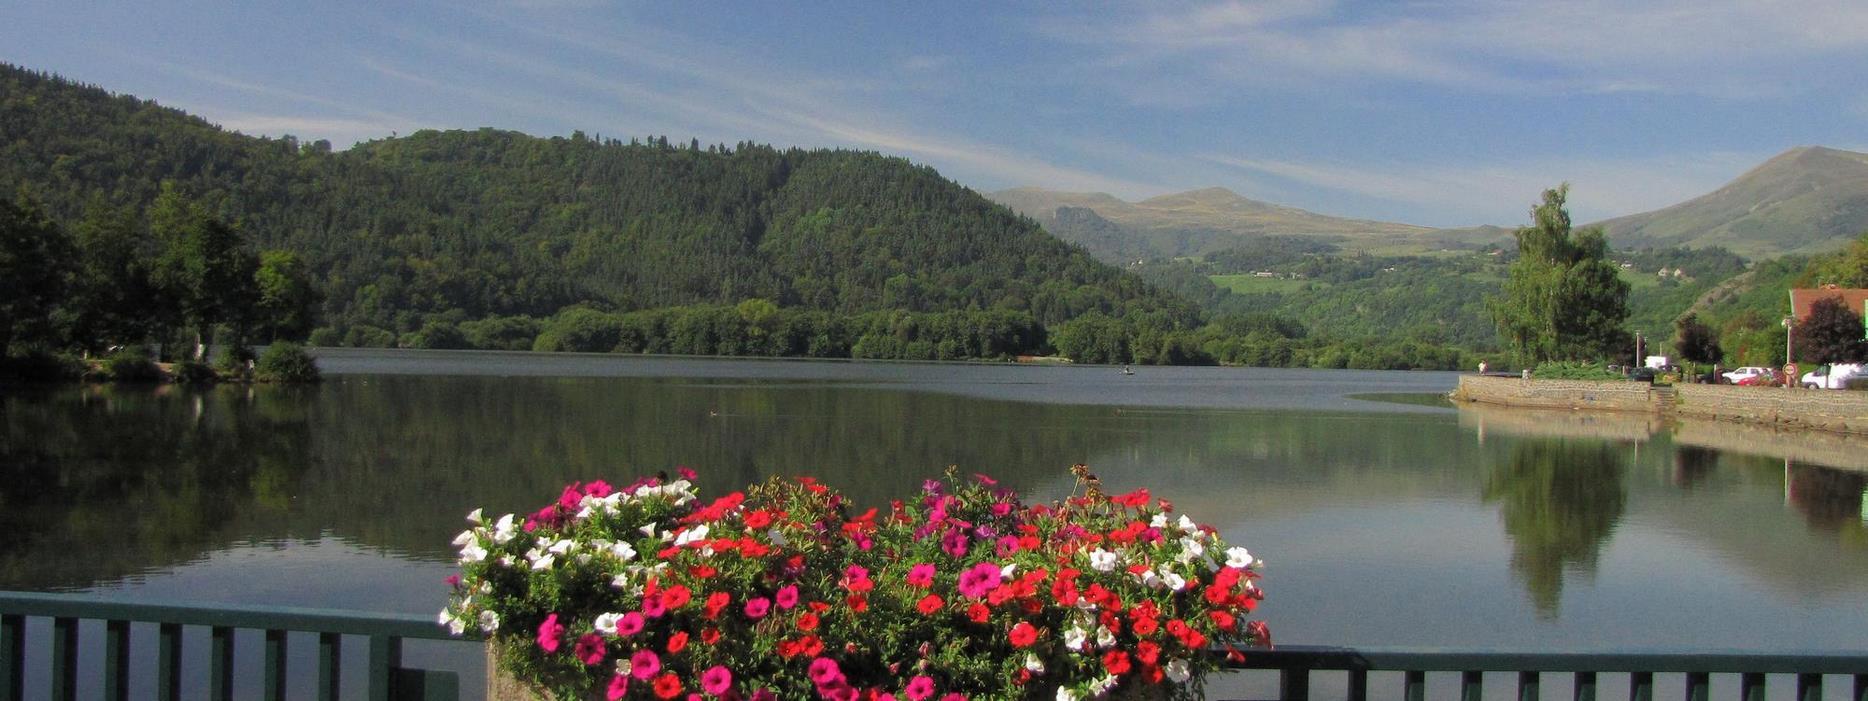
[150,186,259,361]
[0,194,73,355]
[1672,313,1723,374]
[253,250,320,341]
[1491,185,1630,364]
[64,200,162,353]
[1792,297,1868,363]
[1805,232,1868,288]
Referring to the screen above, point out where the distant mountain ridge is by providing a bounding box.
[991,186,1448,262]
[1000,146,1868,264]
[1590,146,1868,259]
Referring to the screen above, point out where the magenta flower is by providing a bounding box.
[956,562,1001,598]
[535,613,565,653]
[607,674,629,701]
[807,657,843,686]
[940,529,969,558]
[995,535,1021,558]
[701,665,733,696]
[906,563,936,588]
[775,584,800,610]
[750,689,777,701]
[630,649,661,680]
[904,675,936,701]
[617,611,646,636]
[938,694,967,701]
[642,596,667,618]
[816,681,856,701]
[573,633,606,665]
[743,596,771,619]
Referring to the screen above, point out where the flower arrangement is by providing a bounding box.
[441,465,1269,700]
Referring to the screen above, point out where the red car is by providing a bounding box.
[1735,370,1781,387]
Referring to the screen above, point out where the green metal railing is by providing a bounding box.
[1219,646,1868,701]
[5,590,1866,701]
[0,590,461,701]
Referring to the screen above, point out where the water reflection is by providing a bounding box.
[1482,439,1628,617]
[1785,462,1867,534]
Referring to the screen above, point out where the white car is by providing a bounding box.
[1721,366,1771,384]
[1800,363,1864,390]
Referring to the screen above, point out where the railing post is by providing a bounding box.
[1798,673,1822,701]
[210,625,234,701]
[2,614,22,701]
[1518,670,1538,701]
[368,634,401,701]
[1346,668,1367,701]
[319,632,342,701]
[1404,670,1426,701]
[157,622,181,701]
[104,620,130,701]
[1630,671,1654,701]
[1462,670,1483,701]
[50,616,76,701]
[1279,668,1309,701]
[1854,674,1866,701]
[1685,671,1709,701]
[1740,673,1765,701]
[264,629,287,701]
[1573,671,1596,701]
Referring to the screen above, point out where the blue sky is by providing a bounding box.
[5,0,1866,227]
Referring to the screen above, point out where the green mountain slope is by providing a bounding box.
[990,186,1451,261]
[1593,146,1868,259]
[0,64,1194,335]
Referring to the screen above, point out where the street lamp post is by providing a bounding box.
[1783,316,1796,389]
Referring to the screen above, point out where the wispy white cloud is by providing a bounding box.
[207,113,400,143]
[1041,0,1868,100]
[1200,150,1765,226]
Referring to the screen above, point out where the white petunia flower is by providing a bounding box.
[1063,625,1088,652]
[1001,563,1018,580]
[1095,625,1116,649]
[1088,674,1119,696]
[548,538,576,555]
[1087,548,1119,572]
[467,508,484,525]
[1177,514,1198,533]
[639,524,662,539]
[1150,513,1169,529]
[452,529,476,547]
[610,541,637,562]
[1160,567,1187,592]
[1056,687,1080,701]
[529,552,556,571]
[492,514,518,544]
[593,612,623,636]
[458,541,487,564]
[1226,546,1254,569]
[1024,653,1045,674]
[478,610,500,633]
[1165,658,1191,682]
[673,524,710,547]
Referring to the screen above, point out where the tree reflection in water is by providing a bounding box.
[1785,462,1867,534]
[1482,439,1628,618]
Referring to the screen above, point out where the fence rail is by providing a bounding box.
[4,590,1866,701]
[0,590,459,701]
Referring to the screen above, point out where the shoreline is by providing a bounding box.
[1450,375,1868,437]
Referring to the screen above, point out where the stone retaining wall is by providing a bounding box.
[1450,375,1657,412]
[1673,383,1868,435]
[1453,375,1868,437]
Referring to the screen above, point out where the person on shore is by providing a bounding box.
[1478,361,1488,375]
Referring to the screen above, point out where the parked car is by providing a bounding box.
[1735,369,1780,387]
[1721,366,1771,384]
[1800,363,1864,389]
[1627,366,1658,383]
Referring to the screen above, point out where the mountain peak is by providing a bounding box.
[1594,145,1868,258]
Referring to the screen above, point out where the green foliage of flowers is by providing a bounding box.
[443,467,1270,701]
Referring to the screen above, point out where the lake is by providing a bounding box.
[3,348,1865,699]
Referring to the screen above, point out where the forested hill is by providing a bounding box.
[0,64,1193,338]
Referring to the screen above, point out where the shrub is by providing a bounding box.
[102,347,164,383]
[255,343,321,383]
[1530,361,1623,381]
[171,360,219,384]
[307,327,343,347]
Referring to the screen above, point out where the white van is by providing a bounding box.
[1800,363,1864,390]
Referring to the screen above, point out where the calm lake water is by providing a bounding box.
[3,349,1865,699]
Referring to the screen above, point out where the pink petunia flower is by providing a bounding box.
[607,674,629,701]
[775,584,800,610]
[573,633,606,665]
[630,649,661,680]
[617,611,646,636]
[744,596,771,619]
[807,657,843,686]
[535,613,565,653]
[701,665,733,696]
[906,563,936,588]
[904,675,936,701]
[956,562,1001,598]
